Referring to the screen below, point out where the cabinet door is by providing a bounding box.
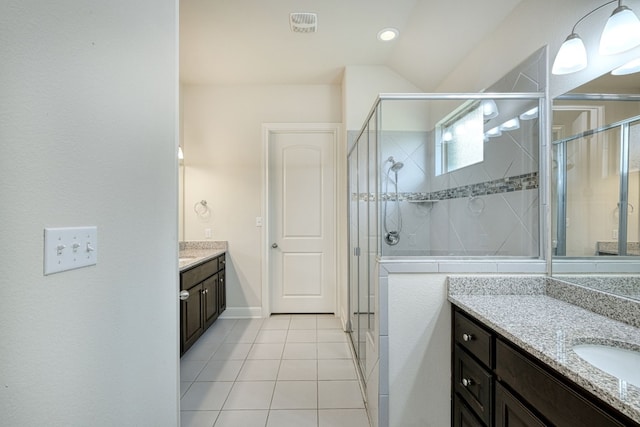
[218,269,226,313]
[454,393,485,427]
[181,283,204,354]
[203,275,218,328]
[495,383,546,427]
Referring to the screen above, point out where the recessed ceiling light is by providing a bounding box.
[377,28,399,42]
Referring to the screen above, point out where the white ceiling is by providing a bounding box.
[180,0,523,90]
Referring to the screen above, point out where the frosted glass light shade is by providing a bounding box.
[485,126,502,138]
[599,6,640,55]
[519,107,539,120]
[481,100,499,119]
[552,33,588,75]
[612,57,640,75]
[499,118,520,131]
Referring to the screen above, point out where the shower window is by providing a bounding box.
[436,103,484,175]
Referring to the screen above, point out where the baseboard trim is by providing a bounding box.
[218,306,263,319]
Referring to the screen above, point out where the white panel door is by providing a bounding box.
[269,128,336,313]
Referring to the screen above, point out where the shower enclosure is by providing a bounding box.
[347,92,545,383]
[553,95,640,257]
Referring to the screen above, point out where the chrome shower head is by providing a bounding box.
[390,161,404,172]
[386,156,404,172]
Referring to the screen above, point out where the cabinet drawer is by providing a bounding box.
[455,311,493,367]
[495,339,628,427]
[454,345,493,426]
[454,393,485,427]
[181,257,218,289]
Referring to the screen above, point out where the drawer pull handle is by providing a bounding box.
[462,333,474,342]
[461,378,474,387]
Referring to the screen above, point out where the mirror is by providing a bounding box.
[551,71,640,300]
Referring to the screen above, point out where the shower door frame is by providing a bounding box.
[346,91,549,393]
[552,104,640,257]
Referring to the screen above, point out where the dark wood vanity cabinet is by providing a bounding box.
[180,254,226,355]
[452,307,639,427]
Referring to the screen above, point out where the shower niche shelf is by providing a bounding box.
[406,199,439,203]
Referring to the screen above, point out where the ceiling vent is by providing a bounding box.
[290,12,317,33]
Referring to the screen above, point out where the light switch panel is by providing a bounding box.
[44,226,98,275]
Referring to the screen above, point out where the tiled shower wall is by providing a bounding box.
[377,48,546,257]
[378,124,539,256]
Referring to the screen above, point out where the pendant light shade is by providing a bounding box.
[599,5,640,55]
[481,100,499,119]
[611,57,640,74]
[552,33,588,75]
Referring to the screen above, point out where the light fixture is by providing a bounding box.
[519,107,539,120]
[442,130,453,142]
[499,118,520,131]
[377,27,399,42]
[599,2,640,55]
[486,126,502,138]
[552,33,588,75]
[611,57,640,74]
[552,1,640,75]
[481,100,499,119]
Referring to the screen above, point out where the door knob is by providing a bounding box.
[179,290,190,301]
[271,243,278,248]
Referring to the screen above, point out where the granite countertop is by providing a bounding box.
[448,276,640,424]
[179,241,227,271]
[597,241,640,256]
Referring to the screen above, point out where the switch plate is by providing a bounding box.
[205,228,212,239]
[256,217,263,227]
[44,226,97,275]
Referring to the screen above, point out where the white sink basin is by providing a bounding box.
[573,344,640,387]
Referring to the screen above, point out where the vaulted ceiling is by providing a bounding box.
[180,0,523,90]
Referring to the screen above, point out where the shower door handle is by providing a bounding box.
[271,243,278,249]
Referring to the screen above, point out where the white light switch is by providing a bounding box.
[44,226,98,275]
[256,217,263,227]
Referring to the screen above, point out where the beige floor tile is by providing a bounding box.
[317,342,351,359]
[318,381,365,409]
[180,410,219,427]
[237,359,280,381]
[289,317,317,330]
[282,342,317,360]
[266,409,318,427]
[319,409,370,427]
[247,343,285,360]
[277,359,317,381]
[270,381,318,409]
[286,330,317,343]
[255,329,288,343]
[213,410,268,427]
[181,382,233,411]
[318,359,357,380]
[196,360,243,382]
[223,381,275,410]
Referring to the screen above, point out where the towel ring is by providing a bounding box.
[194,200,211,220]
[467,196,485,216]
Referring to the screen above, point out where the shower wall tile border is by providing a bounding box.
[353,171,538,202]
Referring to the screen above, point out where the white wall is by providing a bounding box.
[343,65,423,132]
[181,84,342,316]
[388,274,451,427]
[437,0,640,97]
[1,2,179,426]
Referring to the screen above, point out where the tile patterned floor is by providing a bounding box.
[180,314,370,427]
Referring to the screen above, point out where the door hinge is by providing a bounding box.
[354,247,360,256]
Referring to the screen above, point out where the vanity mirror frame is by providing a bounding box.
[550,82,640,298]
